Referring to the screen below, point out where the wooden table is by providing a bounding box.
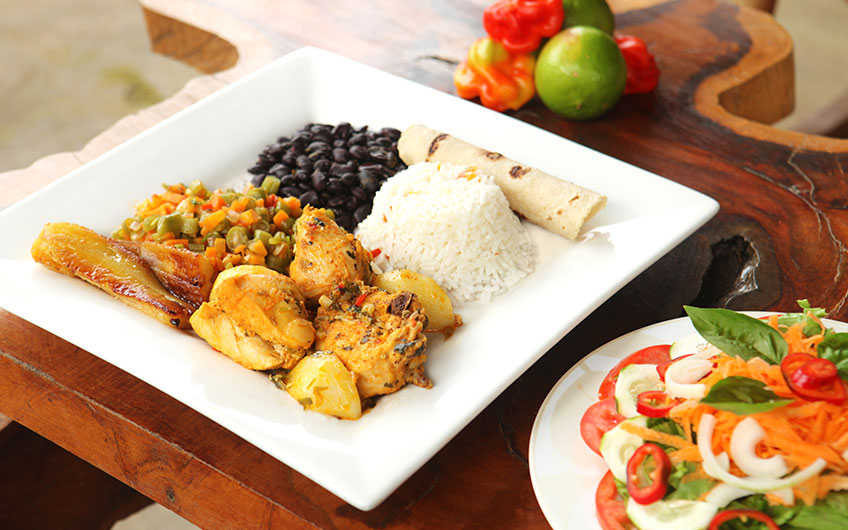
[2,0,847,528]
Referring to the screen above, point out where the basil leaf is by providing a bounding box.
[700,376,792,415]
[777,299,828,337]
[818,332,848,381]
[684,306,788,364]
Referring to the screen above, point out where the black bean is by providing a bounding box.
[368,147,390,163]
[290,134,309,151]
[353,205,371,224]
[281,186,301,198]
[276,135,290,144]
[267,143,287,155]
[380,127,401,142]
[339,172,359,188]
[250,173,265,186]
[326,179,346,194]
[314,158,331,172]
[327,195,348,208]
[299,190,320,207]
[295,155,313,172]
[373,137,391,148]
[349,133,367,146]
[329,162,354,177]
[350,145,368,160]
[247,163,267,175]
[268,163,287,176]
[307,141,329,153]
[281,150,297,167]
[335,215,354,231]
[333,122,352,140]
[332,139,346,148]
[332,147,349,163]
[311,169,328,192]
[351,186,366,201]
[280,174,297,186]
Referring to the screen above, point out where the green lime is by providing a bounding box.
[534,26,626,120]
[562,0,616,34]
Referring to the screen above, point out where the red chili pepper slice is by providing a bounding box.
[636,391,677,418]
[354,293,367,307]
[370,248,381,258]
[794,357,838,387]
[781,352,847,405]
[708,509,780,530]
[614,35,660,95]
[626,443,670,505]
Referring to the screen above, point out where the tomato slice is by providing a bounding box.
[596,471,636,530]
[580,398,625,455]
[598,345,672,400]
[708,509,779,530]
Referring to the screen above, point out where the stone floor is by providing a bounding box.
[1,0,847,528]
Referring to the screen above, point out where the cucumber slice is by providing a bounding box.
[599,416,646,482]
[614,364,663,417]
[626,498,717,530]
[669,333,719,359]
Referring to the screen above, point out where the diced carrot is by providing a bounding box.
[249,240,267,257]
[167,183,186,194]
[256,198,265,208]
[273,209,289,227]
[163,239,189,247]
[200,209,228,235]
[238,209,258,227]
[230,196,250,213]
[161,190,185,204]
[246,253,265,265]
[214,237,226,256]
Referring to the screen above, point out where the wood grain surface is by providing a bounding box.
[3,0,848,528]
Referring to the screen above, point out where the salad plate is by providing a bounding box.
[528,312,848,529]
[0,47,718,510]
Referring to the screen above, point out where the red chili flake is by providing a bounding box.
[354,293,367,307]
[371,248,381,258]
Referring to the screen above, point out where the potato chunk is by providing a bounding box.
[284,352,362,420]
[373,269,461,333]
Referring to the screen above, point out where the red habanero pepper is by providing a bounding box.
[626,443,670,505]
[483,0,564,55]
[708,509,780,530]
[614,35,660,94]
[780,352,847,405]
[636,391,677,418]
[454,37,535,112]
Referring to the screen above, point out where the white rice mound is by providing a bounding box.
[355,161,535,306]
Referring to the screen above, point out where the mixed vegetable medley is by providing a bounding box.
[581,301,848,529]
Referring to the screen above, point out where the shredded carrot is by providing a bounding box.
[618,422,689,449]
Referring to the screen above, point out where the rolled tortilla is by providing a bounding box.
[398,124,606,240]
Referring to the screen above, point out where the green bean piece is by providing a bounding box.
[254,219,271,233]
[254,229,273,245]
[247,187,267,200]
[282,217,296,233]
[226,226,250,252]
[276,201,291,216]
[111,228,127,239]
[156,213,184,240]
[254,207,270,222]
[188,179,207,198]
[182,217,200,237]
[267,233,285,246]
[265,254,291,274]
[261,176,281,196]
[142,215,160,232]
[220,192,239,205]
[205,231,223,246]
[188,243,206,252]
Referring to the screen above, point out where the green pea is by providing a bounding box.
[226,226,250,251]
[182,217,199,237]
[156,213,184,239]
[247,187,267,200]
[261,176,281,196]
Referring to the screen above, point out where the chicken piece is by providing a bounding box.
[189,303,285,370]
[313,282,430,399]
[190,265,314,370]
[115,240,216,308]
[31,222,195,329]
[289,206,372,306]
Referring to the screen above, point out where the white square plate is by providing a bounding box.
[0,47,718,510]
